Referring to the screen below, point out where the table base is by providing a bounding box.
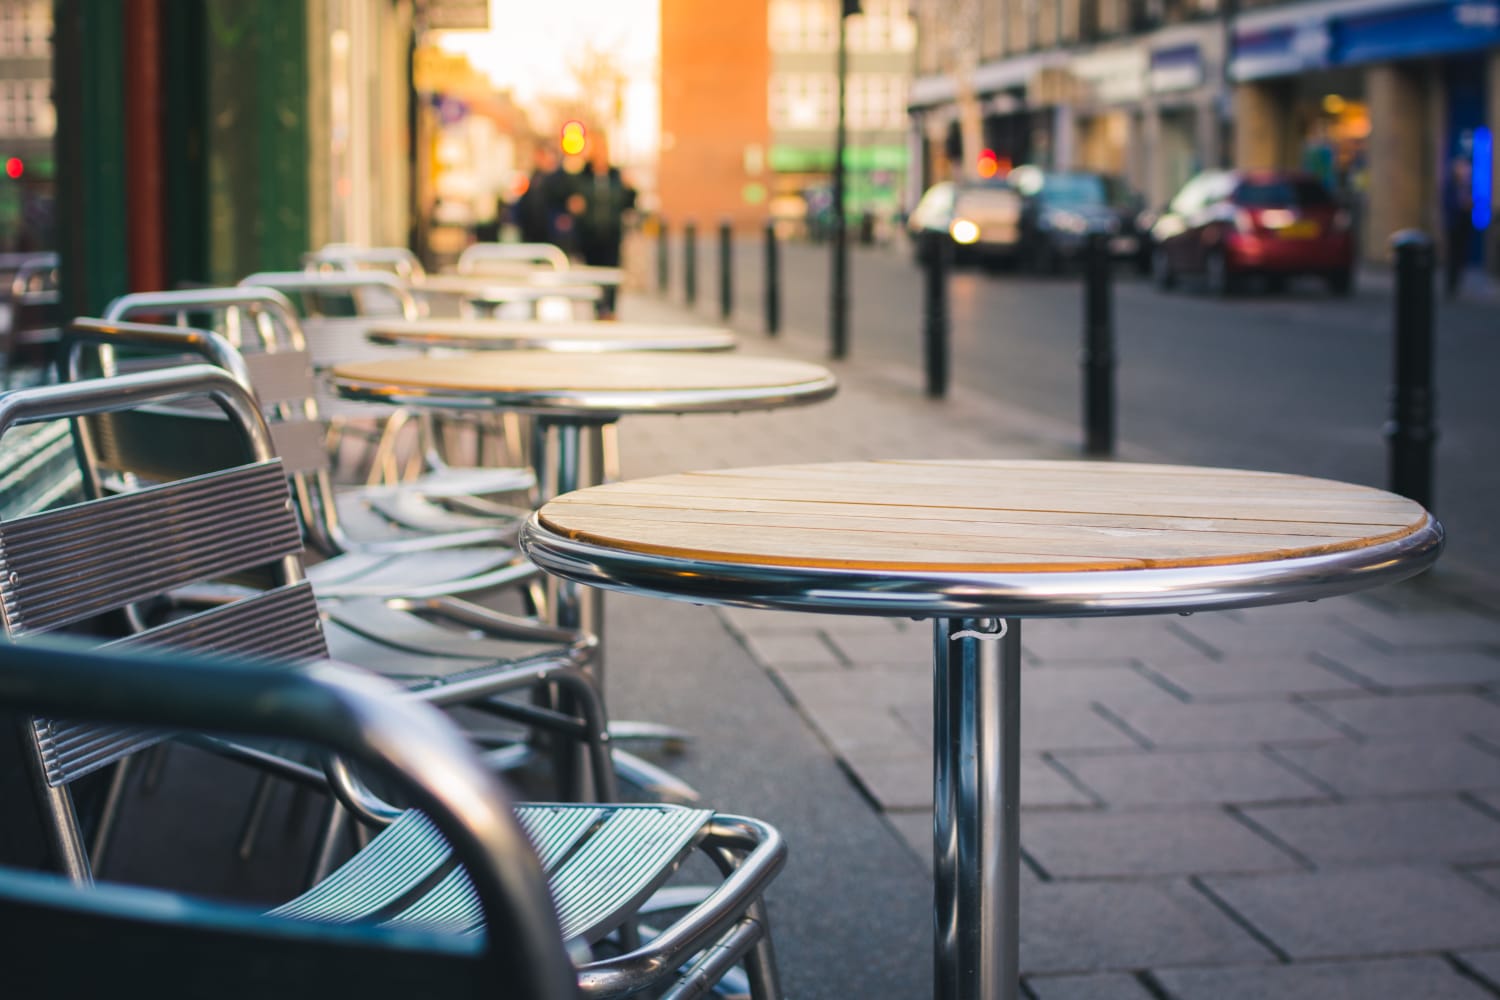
[934,617,1022,1000]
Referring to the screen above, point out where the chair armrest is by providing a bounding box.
[0,636,578,997]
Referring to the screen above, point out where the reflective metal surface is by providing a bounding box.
[332,358,838,421]
[934,619,1021,1000]
[365,317,738,353]
[521,511,1444,619]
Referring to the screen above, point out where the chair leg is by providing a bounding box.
[740,901,783,1000]
[87,756,136,871]
[305,799,352,888]
[236,771,279,860]
[140,743,170,793]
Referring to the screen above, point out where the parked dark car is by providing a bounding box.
[1149,169,1355,296]
[907,178,1023,269]
[1010,167,1148,273]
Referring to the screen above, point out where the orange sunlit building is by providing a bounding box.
[661,1,917,236]
[658,0,772,231]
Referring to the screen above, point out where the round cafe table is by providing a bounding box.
[332,351,838,801]
[364,317,737,353]
[519,458,1443,1000]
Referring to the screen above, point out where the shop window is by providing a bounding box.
[770,73,837,130]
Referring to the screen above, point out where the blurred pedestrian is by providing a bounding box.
[514,146,569,250]
[1443,154,1475,298]
[570,135,636,318]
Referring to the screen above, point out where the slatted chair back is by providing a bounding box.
[303,245,427,285]
[0,366,327,882]
[71,312,385,557]
[456,242,569,274]
[0,639,579,1000]
[239,270,423,322]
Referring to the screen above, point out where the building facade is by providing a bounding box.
[658,0,916,233]
[910,0,1499,267]
[0,0,54,252]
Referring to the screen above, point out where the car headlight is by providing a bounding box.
[950,218,980,244]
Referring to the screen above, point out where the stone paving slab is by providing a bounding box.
[1017,879,1275,973]
[1052,748,1330,807]
[1200,865,1500,959]
[893,700,1143,753]
[1017,617,1209,666]
[1026,972,1157,999]
[1270,739,1500,797]
[1103,700,1350,749]
[1021,808,1301,878]
[1328,604,1500,649]
[1462,951,1500,992]
[1241,797,1500,866]
[1132,653,1366,701]
[1470,864,1500,895]
[1154,956,1500,999]
[1317,647,1500,690]
[1300,692,1500,739]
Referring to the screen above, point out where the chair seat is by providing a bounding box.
[271,805,713,946]
[303,545,531,600]
[334,490,522,546]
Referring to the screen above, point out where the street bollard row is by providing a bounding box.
[654,220,1437,510]
[1387,230,1438,509]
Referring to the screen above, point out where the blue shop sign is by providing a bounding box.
[1339,0,1500,64]
[1233,22,1330,80]
[1233,0,1500,79]
[1150,44,1204,91]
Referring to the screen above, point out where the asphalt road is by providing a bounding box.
[667,234,1499,588]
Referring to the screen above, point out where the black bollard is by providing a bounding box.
[922,229,950,398]
[1081,232,1116,456]
[719,220,733,320]
[764,220,781,336]
[684,221,697,307]
[656,216,669,295]
[1386,230,1438,509]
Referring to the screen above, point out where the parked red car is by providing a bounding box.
[1148,170,1356,296]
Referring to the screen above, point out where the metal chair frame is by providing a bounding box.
[0,369,786,999]
[457,241,570,273]
[235,270,534,483]
[89,297,530,555]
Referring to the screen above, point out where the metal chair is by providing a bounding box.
[0,639,579,1000]
[66,316,697,809]
[94,292,532,546]
[0,368,786,999]
[65,318,534,606]
[457,241,570,274]
[237,269,535,478]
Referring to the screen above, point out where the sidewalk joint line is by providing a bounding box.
[1187,874,1292,964]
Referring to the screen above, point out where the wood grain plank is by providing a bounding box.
[535,461,1432,573]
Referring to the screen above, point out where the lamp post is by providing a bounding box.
[830,0,860,360]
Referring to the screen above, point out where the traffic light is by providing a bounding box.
[4,157,22,179]
[842,0,862,15]
[976,148,999,179]
[560,120,586,156]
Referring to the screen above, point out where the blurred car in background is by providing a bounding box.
[907,178,1023,269]
[1148,169,1355,296]
[1009,167,1149,273]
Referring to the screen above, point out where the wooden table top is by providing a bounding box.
[331,351,837,417]
[534,459,1437,574]
[364,318,737,352]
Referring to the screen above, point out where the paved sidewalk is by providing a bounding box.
[603,290,1500,999]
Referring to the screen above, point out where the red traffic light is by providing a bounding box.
[976,148,999,179]
[4,157,22,179]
